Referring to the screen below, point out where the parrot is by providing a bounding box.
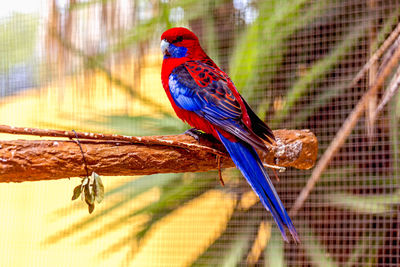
[160,27,299,243]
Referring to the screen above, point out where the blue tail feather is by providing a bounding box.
[218,132,299,243]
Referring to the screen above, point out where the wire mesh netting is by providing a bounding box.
[0,0,399,266]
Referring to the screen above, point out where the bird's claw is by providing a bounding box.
[184,128,203,141]
[185,128,218,143]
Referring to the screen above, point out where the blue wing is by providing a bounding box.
[169,62,267,150]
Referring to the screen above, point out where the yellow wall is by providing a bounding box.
[0,55,236,266]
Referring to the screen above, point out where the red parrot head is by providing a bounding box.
[161,27,207,60]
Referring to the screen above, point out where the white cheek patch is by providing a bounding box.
[160,40,169,54]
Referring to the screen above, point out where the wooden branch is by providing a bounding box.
[0,129,317,183]
[0,125,226,157]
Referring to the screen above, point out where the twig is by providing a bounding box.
[365,1,378,136]
[216,155,224,186]
[290,24,400,216]
[375,59,400,115]
[271,169,280,182]
[71,130,89,178]
[349,21,400,92]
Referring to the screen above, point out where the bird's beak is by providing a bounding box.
[161,39,169,55]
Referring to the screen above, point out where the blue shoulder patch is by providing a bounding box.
[169,74,202,111]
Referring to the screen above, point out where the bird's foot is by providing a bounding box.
[184,128,203,141]
[263,163,286,172]
[184,128,218,143]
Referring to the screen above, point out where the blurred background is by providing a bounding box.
[0,0,399,266]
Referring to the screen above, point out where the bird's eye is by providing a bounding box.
[172,36,183,44]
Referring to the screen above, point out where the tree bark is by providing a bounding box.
[0,129,317,183]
